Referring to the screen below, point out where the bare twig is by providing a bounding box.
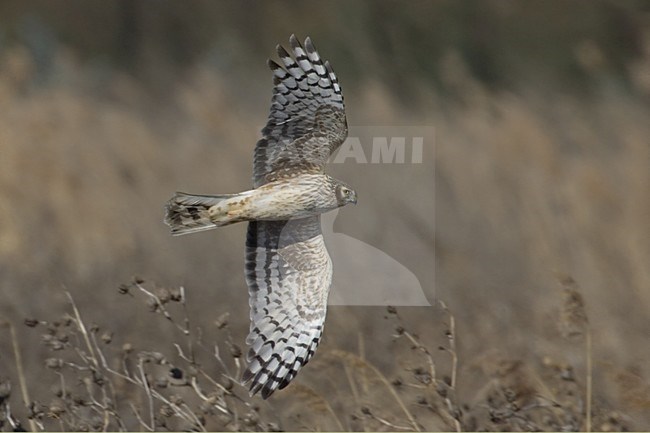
[137,359,155,431]
[585,327,592,432]
[190,376,229,415]
[365,409,413,431]
[343,363,365,431]
[440,301,458,390]
[65,291,206,431]
[1,319,39,432]
[134,282,189,336]
[129,402,154,432]
[358,332,369,395]
[66,292,99,369]
[330,350,421,432]
[401,330,437,382]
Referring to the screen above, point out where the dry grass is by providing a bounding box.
[2,276,633,431]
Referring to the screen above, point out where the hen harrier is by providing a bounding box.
[165,35,356,398]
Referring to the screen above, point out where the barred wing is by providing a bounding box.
[253,35,348,187]
[242,217,331,398]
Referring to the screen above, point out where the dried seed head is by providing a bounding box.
[220,376,234,391]
[61,314,73,327]
[27,400,43,418]
[44,324,57,335]
[169,287,182,302]
[90,416,104,431]
[101,332,112,344]
[48,400,65,417]
[559,278,589,339]
[0,380,11,400]
[24,318,39,327]
[133,276,145,285]
[92,371,105,386]
[103,397,115,409]
[217,414,232,425]
[230,344,242,358]
[506,401,519,412]
[117,284,130,295]
[169,395,184,405]
[436,381,448,397]
[205,392,219,405]
[386,306,397,315]
[146,298,159,312]
[45,358,63,370]
[449,406,462,421]
[49,341,65,351]
[214,312,230,329]
[243,410,259,426]
[122,343,133,353]
[199,400,214,414]
[159,404,174,418]
[560,364,575,381]
[503,387,517,402]
[140,351,166,364]
[412,366,432,385]
[156,287,171,304]
[489,408,503,423]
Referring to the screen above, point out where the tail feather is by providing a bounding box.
[164,192,236,236]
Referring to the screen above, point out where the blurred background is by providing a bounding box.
[0,0,649,430]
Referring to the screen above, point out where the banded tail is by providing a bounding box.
[164,192,242,235]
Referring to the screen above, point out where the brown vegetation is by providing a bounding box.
[1,2,649,431]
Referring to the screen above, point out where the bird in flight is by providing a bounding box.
[165,35,356,398]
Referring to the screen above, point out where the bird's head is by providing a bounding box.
[335,182,358,206]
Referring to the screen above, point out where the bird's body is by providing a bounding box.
[166,174,354,232]
[165,35,355,399]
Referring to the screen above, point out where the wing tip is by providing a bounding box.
[276,43,290,58]
[289,33,299,48]
[243,369,277,400]
[305,36,316,54]
[267,58,281,70]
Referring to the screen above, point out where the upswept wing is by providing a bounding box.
[253,35,348,187]
[242,217,331,398]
